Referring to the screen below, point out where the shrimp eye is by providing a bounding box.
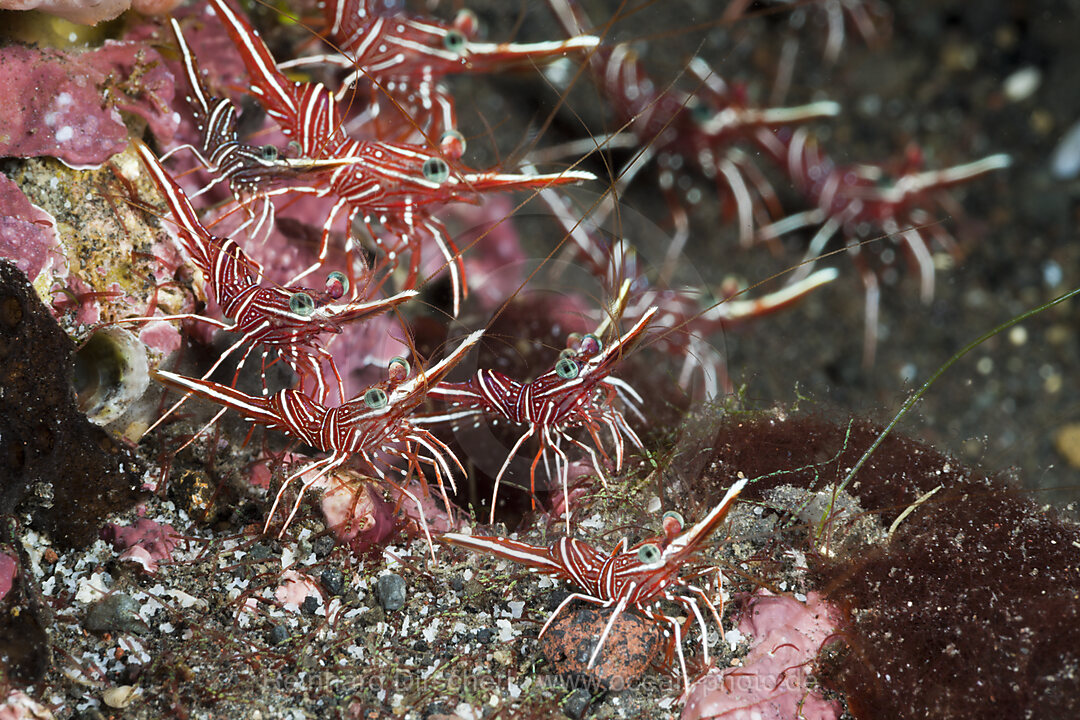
[637,544,661,564]
[387,356,410,383]
[689,101,712,124]
[259,144,279,161]
[325,271,348,299]
[422,157,450,183]
[565,332,582,352]
[555,357,579,380]
[363,387,388,409]
[439,129,467,160]
[580,333,602,355]
[287,140,303,157]
[289,292,315,316]
[443,29,466,54]
[662,510,685,535]
[453,8,478,38]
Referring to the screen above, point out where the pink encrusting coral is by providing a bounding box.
[0,42,177,167]
[102,516,181,573]
[682,589,842,720]
[0,174,63,286]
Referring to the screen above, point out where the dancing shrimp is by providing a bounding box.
[134,141,415,409]
[419,306,658,529]
[208,0,595,315]
[442,477,747,691]
[157,329,484,556]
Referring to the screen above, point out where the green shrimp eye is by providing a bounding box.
[443,29,466,54]
[363,387,388,410]
[580,333,602,355]
[422,157,450,184]
[288,292,315,316]
[325,271,349,299]
[637,543,661,564]
[259,145,279,161]
[387,356,410,383]
[555,356,579,380]
[689,101,712,124]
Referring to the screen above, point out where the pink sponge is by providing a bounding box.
[682,589,842,720]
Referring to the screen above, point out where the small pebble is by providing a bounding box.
[422,702,450,719]
[86,594,146,636]
[269,624,289,645]
[312,535,335,558]
[450,575,464,592]
[1054,424,1080,469]
[562,688,591,719]
[1051,119,1080,180]
[248,543,273,561]
[301,595,319,615]
[320,567,344,596]
[1003,66,1040,103]
[475,628,494,644]
[376,573,407,611]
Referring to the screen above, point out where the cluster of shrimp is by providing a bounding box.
[132,0,1008,700]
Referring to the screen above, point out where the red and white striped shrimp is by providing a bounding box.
[283,0,599,142]
[541,189,838,398]
[419,306,658,529]
[134,141,416,409]
[207,0,595,315]
[157,329,484,555]
[161,17,362,241]
[548,0,841,249]
[441,477,747,691]
[752,133,1011,363]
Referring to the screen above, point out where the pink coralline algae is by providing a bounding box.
[0,690,53,720]
[0,174,62,285]
[0,0,182,27]
[102,516,180,573]
[0,42,177,167]
[0,552,16,603]
[682,589,843,720]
